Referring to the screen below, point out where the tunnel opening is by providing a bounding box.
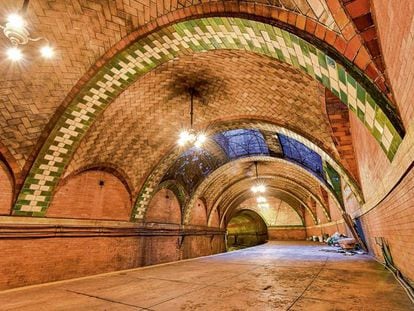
[226,209,268,251]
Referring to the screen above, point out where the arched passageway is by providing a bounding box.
[226,210,268,249]
[0,0,413,309]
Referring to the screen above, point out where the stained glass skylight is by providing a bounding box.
[214,129,269,159]
[163,147,218,193]
[277,133,324,179]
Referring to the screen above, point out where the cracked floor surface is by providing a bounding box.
[0,241,413,310]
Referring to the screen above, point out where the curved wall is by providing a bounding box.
[47,170,131,220]
[0,161,13,215]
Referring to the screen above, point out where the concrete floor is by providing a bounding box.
[0,241,413,311]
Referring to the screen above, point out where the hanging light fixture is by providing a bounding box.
[1,0,55,61]
[251,161,266,193]
[177,88,207,149]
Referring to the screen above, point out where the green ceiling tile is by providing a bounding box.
[356,83,366,102]
[340,90,348,103]
[282,31,292,47]
[338,66,346,84]
[366,93,376,108]
[357,107,365,121]
[317,51,327,69]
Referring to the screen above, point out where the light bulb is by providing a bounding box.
[6,47,23,61]
[40,45,54,58]
[188,133,196,142]
[194,133,206,148]
[258,203,269,208]
[256,196,267,203]
[197,133,206,143]
[251,185,258,193]
[179,130,190,140]
[194,139,202,148]
[257,184,266,193]
[7,13,25,29]
[178,130,190,146]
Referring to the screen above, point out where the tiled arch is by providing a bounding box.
[227,191,307,226]
[156,180,189,211]
[183,156,337,225]
[13,16,402,216]
[135,120,363,222]
[217,179,330,227]
[218,186,317,228]
[55,163,134,202]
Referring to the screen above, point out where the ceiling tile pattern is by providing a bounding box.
[234,196,304,226]
[178,156,338,225]
[67,51,331,190]
[11,17,399,216]
[0,0,341,172]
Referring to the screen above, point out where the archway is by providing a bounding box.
[226,209,268,250]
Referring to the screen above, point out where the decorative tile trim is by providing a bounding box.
[13,17,402,216]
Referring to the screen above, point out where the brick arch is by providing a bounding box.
[0,160,14,215]
[134,119,363,222]
[219,186,319,227]
[156,179,188,211]
[0,142,20,191]
[47,169,132,220]
[184,156,338,225]
[13,16,402,216]
[227,193,306,227]
[145,188,182,225]
[218,181,326,228]
[211,173,331,228]
[59,163,134,201]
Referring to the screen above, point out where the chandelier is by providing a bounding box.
[251,161,269,208]
[177,88,207,149]
[1,0,55,61]
[251,161,266,193]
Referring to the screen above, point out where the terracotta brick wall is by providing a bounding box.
[359,166,414,282]
[0,233,225,290]
[0,161,13,215]
[350,113,391,203]
[181,235,225,259]
[47,171,131,221]
[189,199,208,226]
[267,228,306,240]
[306,222,347,238]
[373,0,414,126]
[0,236,143,290]
[146,189,181,224]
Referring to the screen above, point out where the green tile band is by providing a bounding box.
[13,17,403,216]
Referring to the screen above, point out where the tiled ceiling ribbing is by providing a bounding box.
[180,156,337,225]
[214,177,322,227]
[12,17,401,216]
[67,50,332,193]
[0,0,342,173]
[135,121,363,222]
[232,196,305,226]
[216,176,330,225]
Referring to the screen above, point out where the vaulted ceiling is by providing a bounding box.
[0,0,404,223]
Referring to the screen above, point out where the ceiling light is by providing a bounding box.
[1,1,55,62]
[177,88,207,149]
[6,47,23,61]
[258,203,269,209]
[6,13,25,29]
[251,161,266,193]
[40,45,54,58]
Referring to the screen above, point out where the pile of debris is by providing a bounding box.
[318,232,367,256]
